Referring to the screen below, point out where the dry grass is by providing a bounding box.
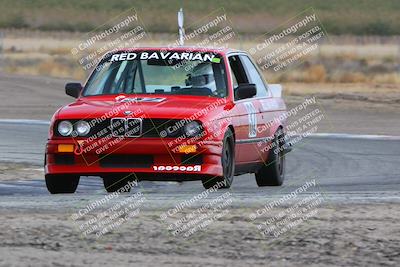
[38,59,86,79]
[337,72,368,83]
[303,65,327,83]
[4,57,86,80]
[371,73,400,84]
[266,69,400,85]
[284,82,400,96]
[1,33,400,83]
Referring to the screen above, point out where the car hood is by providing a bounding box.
[58,95,227,120]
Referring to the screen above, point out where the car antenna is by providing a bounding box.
[178,8,185,46]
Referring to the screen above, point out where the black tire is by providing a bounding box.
[255,130,285,186]
[202,129,235,189]
[102,175,134,193]
[45,174,80,194]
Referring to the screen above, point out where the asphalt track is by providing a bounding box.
[0,120,399,210]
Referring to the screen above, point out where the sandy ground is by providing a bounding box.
[0,163,43,181]
[0,203,399,266]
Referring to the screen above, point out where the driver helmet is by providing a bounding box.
[188,63,216,91]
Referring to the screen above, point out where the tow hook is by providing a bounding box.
[283,142,293,154]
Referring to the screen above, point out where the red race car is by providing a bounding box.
[44,47,288,193]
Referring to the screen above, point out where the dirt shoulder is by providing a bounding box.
[0,162,43,181]
[284,82,400,135]
[0,203,398,266]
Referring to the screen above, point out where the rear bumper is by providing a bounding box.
[45,137,223,180]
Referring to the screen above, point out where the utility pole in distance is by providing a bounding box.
[0,32,4,71]
[178,8,185,46]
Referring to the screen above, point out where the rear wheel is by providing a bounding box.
[102,175,134,193]
[45,174,80,194]
[202,129,235,189]
[255,130,285,186]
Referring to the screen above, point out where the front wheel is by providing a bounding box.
[202,129,235,189]
[45,174,80,194]
[255,130,285,186]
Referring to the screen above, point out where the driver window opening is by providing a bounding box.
[228,55,249,100]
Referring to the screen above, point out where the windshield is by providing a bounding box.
[83,51,227,98]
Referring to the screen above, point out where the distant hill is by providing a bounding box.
[1,0,400,35]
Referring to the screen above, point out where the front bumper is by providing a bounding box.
[45,137,223,180]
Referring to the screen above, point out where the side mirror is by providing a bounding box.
[236,83,256,100]
[65,83,82,98]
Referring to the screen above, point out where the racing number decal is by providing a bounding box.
[244,102,257,138]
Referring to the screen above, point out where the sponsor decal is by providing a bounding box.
[244,102,257,138]
[152,165,202,172]
[109,52,219,63]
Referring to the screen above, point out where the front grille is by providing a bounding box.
[96,118,188,138]
[55,118,201,138]
[110,118,125,137]
[99,154,153,168]
[141,119,185,137]
[110,118,142,137]
[126,118,142,137]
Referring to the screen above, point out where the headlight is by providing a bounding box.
[57,121,73,136]
[184,121,201,137]
[76,120,91,136]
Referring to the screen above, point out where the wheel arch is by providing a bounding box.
[227,125,236,142]
[270,123,285,139]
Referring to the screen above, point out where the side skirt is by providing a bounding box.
[234,162,264,175]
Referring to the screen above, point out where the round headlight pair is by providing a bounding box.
[184,121,202,137]
[57,120,90,137]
